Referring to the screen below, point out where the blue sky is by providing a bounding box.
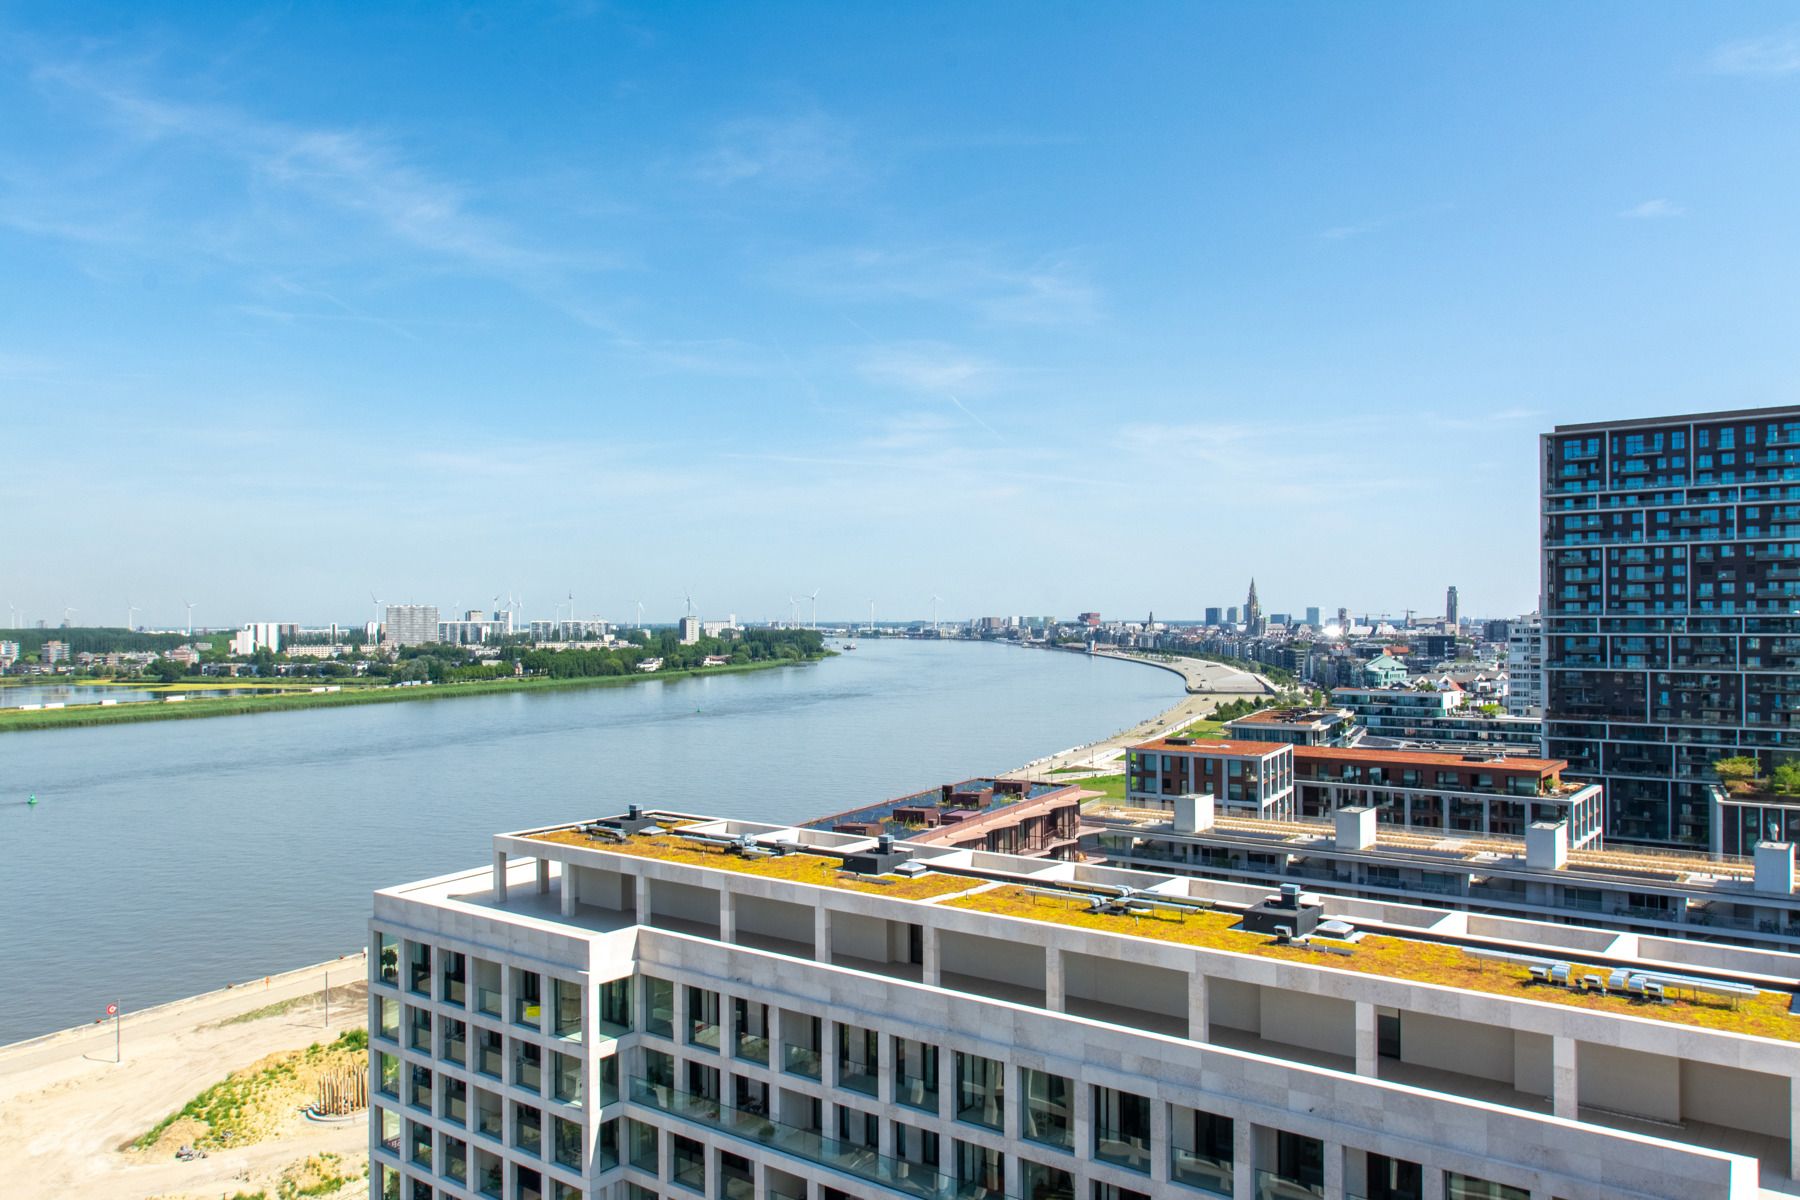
[4,3,1800,629]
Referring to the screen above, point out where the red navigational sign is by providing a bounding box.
[106,1003,117,1016]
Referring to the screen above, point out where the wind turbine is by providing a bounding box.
[182,599,196,637]
[868,600,875,634]
[808,588,820,630]
[370,591,383,636]
[931,595,941,633]
[787,595,798,629]
[567,591,576,631]
[680,590,696,620]
[126,601,139,631]
[6,603,16,628]
[62,606,78,627]
[635,600,644,629]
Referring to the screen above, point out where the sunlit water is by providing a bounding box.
[0,639,1175,1043]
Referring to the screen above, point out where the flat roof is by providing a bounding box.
[804,777,1077,834]
[1228,707,1348,726]
[1293,745,1568,774]
[1132,738,1290,757]
[1549,406,1800,435]
[513,815,1800,1044]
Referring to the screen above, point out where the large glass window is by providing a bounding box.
[733,997,770,1063]
[441,1075,467,1126]
[407,1004,431,1052]
[687,986,721,1050]
[782,1013,822,1078]
[1446,1175,1528,1200]
[376,1050,399,1097]
[671,1133,706,1193]
[514,1101,542,1157]
[837,1023,878,1095]
[894,1036,939,1112]
[553,1114,582,1170]
[600,977,631,1035]
[553,1050,582,1105]
[408,1064,432,1111]
[377,932,398,987]
[1021,1068,1072,1149]
[441,950,466,1007]
[644,976,674,1039]
[628,1119,659,1173]
[473,1148,503,1198]
[476,1027,503,1078]
[954,1051,1004,1129]
[1021,1158,1075,1200]
[407,942,431,996]
[954,1140,1004,1196]
[442,1015,467,1066]
[553,978,582,1040]
[513,967,543,1028]
[1093,1085,1151,1174]
[1170,1105,1232,1196]
[442,1133,467,1183]
[1274,1130,1324,1195]
[408,1119,432,1168]
[474,1087,503,1141]
[377,996,399,1042]
[474,958,502,1017]
[514,1039,543,1092]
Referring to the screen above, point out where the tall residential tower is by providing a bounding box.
[1540,406,1800,848]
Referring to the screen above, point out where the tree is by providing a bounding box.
[150,657,185,684]
[1712,756,1761,785]
[1773,762,1800,798]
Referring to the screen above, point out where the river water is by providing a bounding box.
[0,639,1176,1044]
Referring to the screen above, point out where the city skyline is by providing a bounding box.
[6,6,1800,619]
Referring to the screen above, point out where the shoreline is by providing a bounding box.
[0,654,822,734]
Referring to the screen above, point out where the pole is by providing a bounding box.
[324,969,331,1028]
[114,1004,121,1064]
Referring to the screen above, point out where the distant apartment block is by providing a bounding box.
[39,639,69,664]
[679,617,701,646]
[1542,405,1800,849]
[0,639,19,666]
[385,604,441,648]
[1220,706,1360,748]
[1505,614,1544,718]
[1332,687,1543,753]
[1126,738,1297,819]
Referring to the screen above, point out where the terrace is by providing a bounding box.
[518,815,1800,1043]
[802,777,1077,839]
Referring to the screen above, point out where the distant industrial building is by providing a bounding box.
[384,604,440,647]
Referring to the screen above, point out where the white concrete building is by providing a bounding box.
[1505,616,1544,719]
[370,811,1800,1200]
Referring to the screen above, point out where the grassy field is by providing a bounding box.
[0,657,817,734]
[1073,773,1127,802]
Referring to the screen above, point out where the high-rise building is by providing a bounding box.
[384,604,440,647]
[1305,606,1322,627]
[1541,406,1800,848]
[1506,613,1544,718]
[1444,586,1459,628]
[368,812,1793,1200]
[1204,607,1223,626]
[1225,606,1239,624]
[678,616,701,645]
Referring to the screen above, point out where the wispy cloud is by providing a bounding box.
[1707,29,1800,76]
[1620,198,1684,220]
[690,112,865,191]
[857,342,1006,394]
[778,244,1100,326]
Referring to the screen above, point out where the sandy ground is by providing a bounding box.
[1004,650,1276,778]
[0,953,372,1200]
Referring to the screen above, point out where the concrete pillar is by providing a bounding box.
[1188,972,1210,1043]
[719,889,736,942]
[1150,1095,1171,1184]
[560,865,578,917]
[1552,1036,1577,1119]
[1790,1077,1800,1180]
[1354,1002,1378,1077]
[634,874,650,923]
[814,904,832,962]
[1072,1077,1092,1164]
[921,926,940,987]
[492,850,509,903]
[1232,1118,1255,1200]
[1045,947,1065,1012]
[1323,1142,1345,1200]
[877,1036,895,1157]
[1422,1164,1446,1199]
[535,857,551,895]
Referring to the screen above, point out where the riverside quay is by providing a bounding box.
[369,809,1800,1200]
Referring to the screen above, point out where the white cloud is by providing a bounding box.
[777,244,1100,326]
[1619,198,1685,220]
[690,113,864,191]
[1707,30,1800,76]
[857,343,1005,394]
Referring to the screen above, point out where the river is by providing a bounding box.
[0,639,1177,1044]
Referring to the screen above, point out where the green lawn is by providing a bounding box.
[1074,773,1127,802]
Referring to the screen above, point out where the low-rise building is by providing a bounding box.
[807,778,1082,858]
[1127,738,1297,819]
[1333,686,1543,753]
[1221,706,1360,748]
[40,639,69,664]
[1361,654,1407,687]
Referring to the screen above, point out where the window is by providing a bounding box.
[733,997,770,1063]
[514,1040,543,1092]
[597,1118,621,1171]
[378,1105,400,1154]
[954,1140,1004,1196]
[1021,1068,1072,1149]
[894,1036,939,1112]
[643,976,674,1039]
[671,1133,706,1193]
[377,996,399,1042]
[553,1114,582,1169]
[474,959,502,1017]
[441,950,466,1007]
[408,1119,432,1168]
[1447,1175,1528,1200]
[553,1050,582,1105]
[514,1101,542,1156]
[599,977,632,1034]
[1275,1130,1324,1193]
[628,1118,659,1172]
[377,932,399,987]
[893,1121,940,1184]
[954,1051,1004,1129]
[474,1087,503,1141]
[837,1023,878,1095]
[601,1052,619,1105]
[441,1134,467,1183]
[837,1104,879,1150]
[1170,1105,1232,1196]
[408,1005,431,1052]
[782,1013,822,1078]
[408,1064,433,1111]
[476,1027,503,1077]
[473,1148,503,1198]
[644,1048,675,1091]
[1021,1158,1075,1200]
[513,968,543,1028]
[687,986,721,1050]
[553,978,582,1039]
[408,942,431,996]
[442,1016,466,1066]
[1093,1085,1150,1173]
[440,1076,467,1126]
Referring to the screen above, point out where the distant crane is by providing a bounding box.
[182,598,196,636]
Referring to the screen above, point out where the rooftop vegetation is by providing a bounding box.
[945,886,1800,1043]
[1713,755,1800,797]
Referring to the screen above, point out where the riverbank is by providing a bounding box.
[0,953,371,1200]
[0,654,823,734]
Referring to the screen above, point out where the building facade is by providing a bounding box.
[387,604,442,648]
[1505,615,1544,719]
[370,814,1794,1200]
[1541,406,1800,848]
